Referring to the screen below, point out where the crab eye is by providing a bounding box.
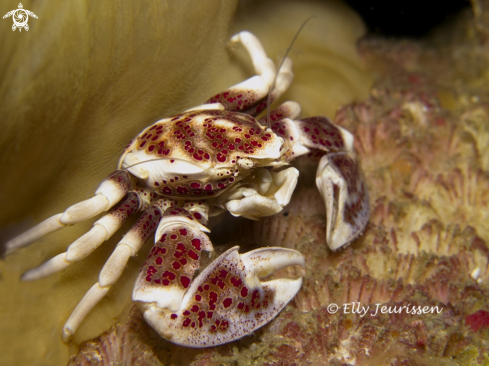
[237,158,254,170]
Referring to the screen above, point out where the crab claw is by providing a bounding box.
[136,246,304,348]
[316,152,369,250]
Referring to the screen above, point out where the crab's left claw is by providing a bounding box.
[137,246,304,348]
[316,153,369,250]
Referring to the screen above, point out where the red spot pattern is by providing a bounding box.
[230,277,242,287]
[169,250,276,339]
[191,238,202,250]
[206,84,279,117]
[295,117,346,152]
[258,106,287,124]
[206,89,258,113]
[180,276,191,288]
[269,120,285,134]
[327,154,369,228]
[241,286,249,298]
[223,298,233,308]
[190,211,206,225]
[105,170,132,194]
[136,208,210,293]
[188,250,199,261]
[132,110,279,199]
[129,206,163,281]
[109,192,140,222]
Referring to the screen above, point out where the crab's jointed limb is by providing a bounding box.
[21,191,144,281]
[271,116,370,249]
[61,199,168,341]
[4,170,132,256]
[134,205,304,347]
[205,31,293,116]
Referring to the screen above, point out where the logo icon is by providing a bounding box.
[3,3,37,32]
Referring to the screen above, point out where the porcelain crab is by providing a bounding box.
[4,31,369,347]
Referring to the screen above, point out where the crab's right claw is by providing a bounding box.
[138,246,304,348]
[316,153,370,250]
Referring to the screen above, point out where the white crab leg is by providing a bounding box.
[4,170,131,255]
[139,246,304,348]
[232,31,294,101]
[4,214,64,256]
[21,192,143,281]
[231,31,276,86]
[62,201,164,342]
[205,31,275,113]
[205,32,293,116]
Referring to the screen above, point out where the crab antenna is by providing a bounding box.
[124,157,201,170]
[265,16,315,129]
[123,157,215,176]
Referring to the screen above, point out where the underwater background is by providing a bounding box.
[2,0,489,365]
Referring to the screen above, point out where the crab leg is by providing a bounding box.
[272,116,369,249]
[205,31,293,116]
[138,245,304,348]
[4,170,131,255]
[294,117,369,248]
[21,192,144,281]
[258,101,301,125]
[62,200,166,342]
[231,32,294,100]
[182,201,210,226]
[133,206,213,310]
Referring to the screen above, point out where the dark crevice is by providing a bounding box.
[344,0,471,37]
